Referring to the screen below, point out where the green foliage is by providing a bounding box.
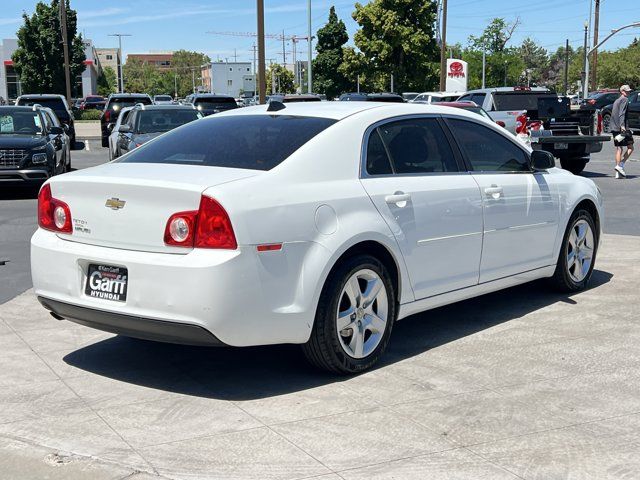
[97,66,117,96]
[266,63,295,94]
[12,0,85,96]
[350,0,439,92]
[469,18,520,54]
[122,50,210,97]
[75,109,102,120]
[312,6,350,99]
[596,39,640,90]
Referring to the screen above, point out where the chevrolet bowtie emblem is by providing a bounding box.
[105,198,126,210]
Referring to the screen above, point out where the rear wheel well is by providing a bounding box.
[574,199,600,240]
[329,241,400,304]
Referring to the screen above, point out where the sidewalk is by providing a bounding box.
[74,121,100,139]
[1,234,639,479]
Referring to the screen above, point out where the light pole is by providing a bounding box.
[109,33,131,93]
[581,22,588,100]
[59,0,72,103]
[257,0,266,103]
[583,21,640,100]
[307,0,312,93]
[438,0,448,91]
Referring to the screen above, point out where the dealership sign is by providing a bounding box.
[445,59,468,93]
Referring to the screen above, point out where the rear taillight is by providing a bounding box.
[515,113,529,135]
[588,99,596,105]
[597,112,603,134]
[529,120,543,132]
[104,110,111,122]
[38,184,72,234]
[164,196,237,249]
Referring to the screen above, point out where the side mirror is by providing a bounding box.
[119,124,131,133]
[531,150,555,171]
[495,120,506,128]
[49,126,64,135]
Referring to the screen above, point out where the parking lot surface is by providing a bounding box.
[1,139,640,479]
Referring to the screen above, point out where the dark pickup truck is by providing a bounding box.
[461,88,609,174]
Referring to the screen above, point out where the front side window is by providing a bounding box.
[448,118,530,172]
[366,118,458,175]
[119,114,336,171]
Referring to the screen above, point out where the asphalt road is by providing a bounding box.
[0,139,638,304]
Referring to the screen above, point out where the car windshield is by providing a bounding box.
[155,95,172,101]
[0,110,43,135]
[18,98,68,119]
[134,109,201,134]
[108,97,152,112]
[119,114,336,171]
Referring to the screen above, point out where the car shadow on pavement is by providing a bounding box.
[63,269,613,400]
[0,185,40,200]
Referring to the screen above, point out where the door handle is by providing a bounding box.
[484,186,503,199]
[385,193,411,206]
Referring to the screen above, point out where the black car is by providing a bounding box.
[101,93,153,147]
[339,92,405,103]
[113,104,202,158]
[16,94,76,147]
[185,94,238,116]
[579,91,619,111]
[268,94,322,103]
[0,105,70,184]
[601,90,640,133]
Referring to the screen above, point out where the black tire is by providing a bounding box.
[302,254,397,374]
[101,135,109,148]
[602,113,611,134]
[549,209,598,292]
[559,157,588,175]
[64,151,71,172]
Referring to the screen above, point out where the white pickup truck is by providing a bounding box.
[458,87,610,174]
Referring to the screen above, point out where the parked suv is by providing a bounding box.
[16,94,76,147]
[0,105,70,184]
[101,93,153,147]
[184,94,238,116]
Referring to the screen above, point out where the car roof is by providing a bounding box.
[133,104,195,110]
[192,94,235,99]
[0,105,39,111]
[18,94,65,99]
[435,101,479,108]
[465,87,550,94]
[108,93,151,98]
[219,101,487,121]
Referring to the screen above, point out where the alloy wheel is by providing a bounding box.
[567,219,595,283]
[336,269,388,359]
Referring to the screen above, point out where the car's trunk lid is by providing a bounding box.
[49,163,259,253]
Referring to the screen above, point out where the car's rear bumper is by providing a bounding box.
[0,168,49,183]
[31,229,321,347]
[38,296,226,346]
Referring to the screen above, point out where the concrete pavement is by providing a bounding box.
[1,233,639,479]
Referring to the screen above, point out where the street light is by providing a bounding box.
[109,33,131,93]
[583,21,640,99]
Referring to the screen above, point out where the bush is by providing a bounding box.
[74,109,102,121]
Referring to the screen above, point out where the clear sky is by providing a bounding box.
[0,0,637,65]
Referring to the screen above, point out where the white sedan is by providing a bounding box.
[31,102,603,373]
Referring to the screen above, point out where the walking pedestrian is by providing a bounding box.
[610,84,634,178]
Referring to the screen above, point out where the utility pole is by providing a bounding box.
[307,0,312,93]
[481,42,486,89]
[581,21,588,100]
[59,0,72,103]
[564,38,569,95]
[257,0,266,103]
[390,74,394,93]
[438,0,448,91]
[109,34,131,93]
[192,68,196,94]
[282,30,286,67]
[590,0,600,91]
[233,48,238,63]
[174,73,178,99]
[357,75,360,93]
[504,61,508,87]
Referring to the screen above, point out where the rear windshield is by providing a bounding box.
[195,97,236,105]
[18,98,68,119]
[119,114,336,171]
[154,95,172,101]
[108,96,152,111]
[493,93,554,111]
[134,109,201,134]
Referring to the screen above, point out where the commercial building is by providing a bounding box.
[96,48,120,74]
[127,53,173,70]
[0,38,101,102]
[201,61,255,97]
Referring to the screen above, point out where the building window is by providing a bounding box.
[247,68,250,72]
[227,80,233,86]
[106,54,113,60]
[229,68,233,72]
[5,66,22,101]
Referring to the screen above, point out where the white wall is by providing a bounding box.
[210,62,252,96]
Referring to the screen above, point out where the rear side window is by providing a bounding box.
[448,118,530,172]
[119,115,336,171]
[366,118,458,175]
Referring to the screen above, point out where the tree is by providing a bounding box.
[97,66,117,96]
[266,63,295,94]
[469,17,520,54]
[312,6,350,99]
[12,0,85,96]
[171,50,210,97]
[518,38,549,86]
[351,0,439,92]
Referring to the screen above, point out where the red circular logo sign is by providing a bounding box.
[449,61,463,73]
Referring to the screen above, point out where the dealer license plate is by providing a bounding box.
[554,142,568,150]
[85,264,128,302]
